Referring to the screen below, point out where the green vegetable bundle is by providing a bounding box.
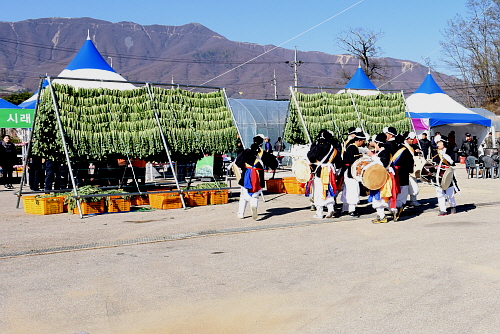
[284,91,412,144]
[31,84,238,161]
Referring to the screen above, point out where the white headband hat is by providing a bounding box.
[406,132,416,140]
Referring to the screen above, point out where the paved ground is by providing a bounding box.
[1,165,500,333]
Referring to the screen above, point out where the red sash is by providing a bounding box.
[389,173,398,209]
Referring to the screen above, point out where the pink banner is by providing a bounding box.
[412,118,429,131]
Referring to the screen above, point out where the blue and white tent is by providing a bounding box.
[18,80,48,109]
[19,35,135,109]
[0,98,21,109]
[406,72,491,143]
[337,65,380,96]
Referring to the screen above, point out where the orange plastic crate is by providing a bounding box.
[265,178,285,193]
[23,196,64,215]
[184,191,209,207]
[131,195,150,206]
[148,193,183,210]
[56,196,68,212]
[283,177,306,194]
[107,198,131,213]
[209,190,229,205]
[71,200,105,215]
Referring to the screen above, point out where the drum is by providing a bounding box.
[411,156,426,178]
[351,156,388,190]
[420,162,454,189]
[351,156,372,183]
[292,159,311,183]
[440,167,454,189]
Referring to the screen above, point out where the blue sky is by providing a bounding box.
[1,0,470,75]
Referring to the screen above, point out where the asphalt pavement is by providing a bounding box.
[1,164,500,334]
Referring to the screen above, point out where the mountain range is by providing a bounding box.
[0,17,460,100]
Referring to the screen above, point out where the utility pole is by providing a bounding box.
[273,69,278,100]
[285,47,303,92]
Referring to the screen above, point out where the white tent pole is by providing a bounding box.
[16,77,45,209]
[146,83,187,210]
[47,77,83,218]
[347,89,366,134]
[400,90,423,152]
[492,126,496,149]
[289,86,312,144]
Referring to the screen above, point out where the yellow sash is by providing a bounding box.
[390,146,406,164]
[244,149,263,168]
[404,143,415,155]
[319,148,337,199]
[437,152,450,166]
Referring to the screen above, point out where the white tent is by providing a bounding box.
[19,35,135,109]
[406,73,491,145]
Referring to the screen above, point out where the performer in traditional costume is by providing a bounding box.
[432,136,458,216]
[366,133,393,223]
[341,131,366,217]
[235,135,278,220]
[341,127,361,159]
[306,129,342,219]
[384,127,414,221]
[383,126,399,155]
[403,132,422,207]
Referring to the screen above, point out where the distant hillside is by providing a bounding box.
[0,17,460,100]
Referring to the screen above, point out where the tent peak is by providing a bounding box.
[343,67,377,90]
[87,29,90,40]
[414,73,445,94]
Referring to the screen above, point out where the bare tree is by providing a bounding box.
[440,0,500,110]
[335,27,388,80]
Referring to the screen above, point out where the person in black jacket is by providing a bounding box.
[235,134,278,220]
[419,132,430,159]
[389,131,414,221]
[28,155,45,191]
[340,131,365,217]
[404,132,422,207]
[366,133,391,223]
[0,135,17,189]
[307,129,342,219]
[460,133,478,158]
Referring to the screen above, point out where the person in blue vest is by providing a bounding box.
[235,134,278,220]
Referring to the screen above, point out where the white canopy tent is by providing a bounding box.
[19,34,135,109]
[406,73,491,146]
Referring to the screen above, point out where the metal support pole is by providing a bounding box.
[48,77,83,218]
[401,90,423,152]
[330,110,343,140]
[146,83,187,209]
[347,89,366,134]
[289,86,312,144]
[16,77,45,209]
